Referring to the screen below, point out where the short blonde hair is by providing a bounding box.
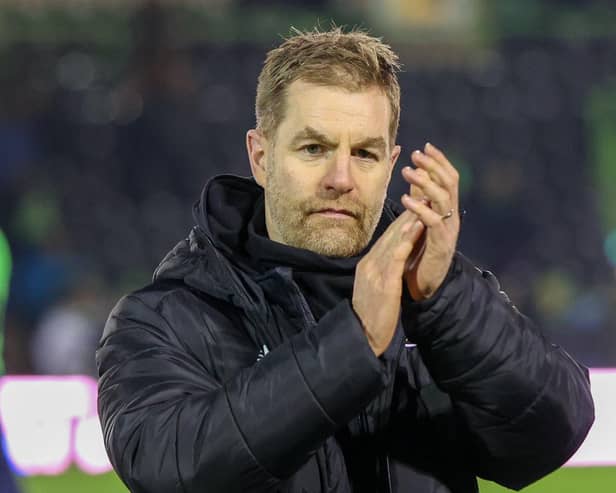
[256,26,402,145]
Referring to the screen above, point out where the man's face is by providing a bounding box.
[253,80,400,257]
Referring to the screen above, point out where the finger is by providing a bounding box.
[424,142,460,183]
[402,167,450,212]
[411,150,455,192]
[389,211,424,252]
[407,173,430,207]
[401,194,446,227]
[371,210,423,263]
[391,220,425,262]
[370,209,415,250]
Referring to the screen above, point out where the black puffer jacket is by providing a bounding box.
[96,175,594,493]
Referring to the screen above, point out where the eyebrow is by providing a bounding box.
[289,126,387,155]
[355,136,387,156]
[289,126,336,148]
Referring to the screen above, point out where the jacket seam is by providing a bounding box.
[175,400,188,493]
[507,349,558,428]
[290,340,338,427]
[473,350,558,432]
[223,385,283,482]
[435,304,521,392]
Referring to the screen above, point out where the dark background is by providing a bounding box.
[2,0,615,380]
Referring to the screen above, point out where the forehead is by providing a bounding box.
[278,80,391,144]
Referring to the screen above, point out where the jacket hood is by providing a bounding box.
[152,174,404,345]
[153,173,406,291]
[154,174,261,287]
[153,175,273,343]
[189,173,405,267]
[191,174,262,263]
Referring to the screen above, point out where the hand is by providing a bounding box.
[401,142,461,301]
[352,210,425,356]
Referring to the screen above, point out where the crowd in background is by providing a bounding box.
[1,0,616,377]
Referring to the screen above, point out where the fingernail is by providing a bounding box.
[425,142,432,149]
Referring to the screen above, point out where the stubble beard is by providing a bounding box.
[265,161,385,258]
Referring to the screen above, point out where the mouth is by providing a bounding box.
[313,208,357,219]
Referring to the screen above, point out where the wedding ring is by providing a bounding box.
[441,208,455,220]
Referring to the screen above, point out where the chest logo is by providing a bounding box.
[257,344,270,361]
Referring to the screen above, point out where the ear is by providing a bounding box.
[388,144,402,181]
[246,129,269,187]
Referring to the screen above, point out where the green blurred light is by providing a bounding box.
[604,229,616,267]
[445,153,473,197]
[534,269,576,320]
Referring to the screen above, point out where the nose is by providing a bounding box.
[321,151,354,195]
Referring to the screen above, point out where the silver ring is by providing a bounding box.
[441,208,454,220]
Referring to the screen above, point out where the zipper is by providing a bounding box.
[383,454,392,493]
[282,266,398,492]
[356,409,367,436]
[275,267,316,331]
[378,331,407,493]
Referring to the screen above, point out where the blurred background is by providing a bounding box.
[0,0,615,491]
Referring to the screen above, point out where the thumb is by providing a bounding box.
[394,219,425,263]
[405,221,427,272]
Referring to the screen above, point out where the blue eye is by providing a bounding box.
[303,144,323,155]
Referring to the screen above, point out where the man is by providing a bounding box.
[97,28,594,493]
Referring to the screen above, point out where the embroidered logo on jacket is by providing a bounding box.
[256,344,270,361]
